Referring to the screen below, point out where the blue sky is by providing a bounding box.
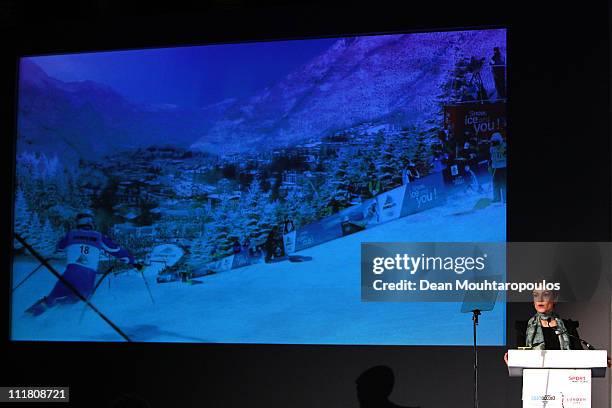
[28,38,337,108]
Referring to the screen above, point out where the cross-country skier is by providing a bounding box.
[489,132,507,203]
[25,212,142,316]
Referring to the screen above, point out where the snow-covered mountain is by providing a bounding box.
[17,60,218,161]
[17,29,505,160]
[191,29,506,154]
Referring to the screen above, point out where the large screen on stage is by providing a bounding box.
[11,28,507,344]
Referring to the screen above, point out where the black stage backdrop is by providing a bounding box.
[0,1,610,407]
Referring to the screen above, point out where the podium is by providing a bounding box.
[507,350,607,408]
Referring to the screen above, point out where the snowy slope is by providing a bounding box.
[11,191,505,345]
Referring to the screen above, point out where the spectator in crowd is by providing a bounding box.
[430,155,446,173]
[284,219,295,234]
[368,177,381,198]
[232,238,242,254]
[264,226,281,263]
[251,244,264,260]
[491,47,506,98]
[464,164,483,193]
[489,132,507,203]
[401,161,420,185]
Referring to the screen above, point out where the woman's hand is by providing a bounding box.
[504,352,509,366]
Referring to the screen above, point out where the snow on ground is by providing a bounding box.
[11,191,506,345]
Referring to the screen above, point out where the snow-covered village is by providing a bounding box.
[11,28,507,344]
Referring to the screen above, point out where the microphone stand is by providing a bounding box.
[554,328,596,350]
[472,309,481,408]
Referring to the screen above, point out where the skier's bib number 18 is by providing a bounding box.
[66,243,101,270]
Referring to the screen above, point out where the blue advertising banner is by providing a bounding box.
[283,231,297,255]
[373,185,406,224]
[294,211,345,251]
[400,175,446,217]
[205,255,235,273]
[294,178,448,252]
[231,251,251,269]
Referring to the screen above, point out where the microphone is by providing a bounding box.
[554,328,597,350]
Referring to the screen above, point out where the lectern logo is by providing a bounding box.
[568,375,588,383]
[566,397,587,403]
[531,394,556,401]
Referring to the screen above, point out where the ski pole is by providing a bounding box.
[139,270,155,304]
[92,264,116,297]
[78,263,116,324]
[12,259,49,291]
[14,233,132,342]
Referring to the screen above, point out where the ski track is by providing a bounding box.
[11,191,506,345]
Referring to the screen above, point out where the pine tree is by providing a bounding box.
[413,130,434,177]
[245,196,281,249]
[283,186,317,228]
[206,204,233,259]
[363,158,380,197]
[27,212,43,253]
[39,218,59,257]
[397,127,417,167]
[329,151,352,211]
[239,179,270,243]
[189,232,210,265]
[29,178,46,214]
[13,188,30,251]
[313,175,336,218]
[378,140,399,191]
[294,195,317,227]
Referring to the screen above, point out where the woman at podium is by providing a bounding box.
[516,289,583,350]
[504,289,583,364]
[505,289,582,364]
